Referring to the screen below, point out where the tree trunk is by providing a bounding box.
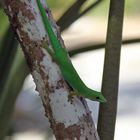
[4,0,99,139]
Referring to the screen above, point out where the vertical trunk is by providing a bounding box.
[97,0,125,140]
[4,0,99,139]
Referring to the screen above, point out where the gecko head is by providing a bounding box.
[94,93,107,103]
[86,88,107,103]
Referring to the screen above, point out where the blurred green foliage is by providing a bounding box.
[125,0,140,15]
[0,0,140,37]
[0,9,9,38]
[48,0,140,17]
[0,0,139,52]
[48,0,74,10]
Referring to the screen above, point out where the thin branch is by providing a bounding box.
[97,0,125,140]
[78,0,103,18]
[57,0,103,32]
[69,38,140,57]
[57,0,85,32]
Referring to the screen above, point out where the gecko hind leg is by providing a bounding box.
[43,44,57,61]
[68,91,79,101]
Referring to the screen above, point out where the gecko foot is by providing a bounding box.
[68,91,78,102]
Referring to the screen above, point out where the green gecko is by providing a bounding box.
[37,0,106,103]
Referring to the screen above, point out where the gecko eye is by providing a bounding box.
[96,96,100,100]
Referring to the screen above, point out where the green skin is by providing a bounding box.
[37,0,106,102]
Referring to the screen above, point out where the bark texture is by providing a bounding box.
[4,0,99,139]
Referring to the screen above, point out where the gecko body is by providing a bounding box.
[37,0,106,102]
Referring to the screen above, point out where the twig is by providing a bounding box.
[57,0,103,31]
[69,38,140,57]
[78,0,103,18]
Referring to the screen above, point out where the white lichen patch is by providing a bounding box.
[32,0,49,39]
[40,49,62,84]
[49,89,87,127]
[14,0,47,42]
[23,20,46,41]
[31,0,57,41]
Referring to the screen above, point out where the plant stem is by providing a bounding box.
[97,0,125,139]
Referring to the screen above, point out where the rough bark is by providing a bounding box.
[4,0,99,139]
